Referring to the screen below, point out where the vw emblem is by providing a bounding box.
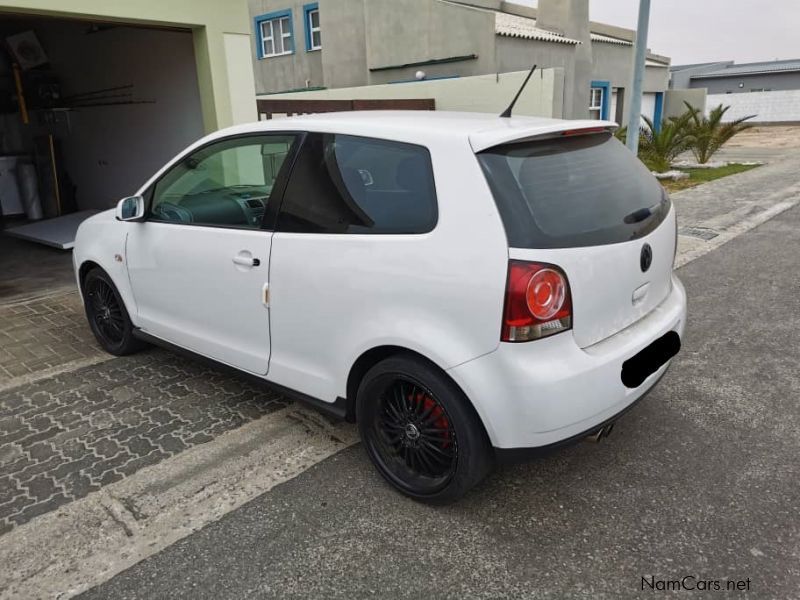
[640,243,653,273]
[404,423,421,441]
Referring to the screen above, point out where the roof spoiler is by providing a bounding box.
[470,121,618,153]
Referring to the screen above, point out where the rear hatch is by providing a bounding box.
[477,130,676,348]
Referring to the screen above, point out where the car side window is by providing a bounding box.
[276,133,437,234]
[150,135,296,229]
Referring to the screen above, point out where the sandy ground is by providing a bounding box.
[724,125,800,149]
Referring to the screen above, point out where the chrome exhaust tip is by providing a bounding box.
[585,423,614,443]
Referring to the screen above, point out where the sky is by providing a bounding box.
[512,0,800,65]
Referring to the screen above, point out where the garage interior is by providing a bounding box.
[0,14,205,303]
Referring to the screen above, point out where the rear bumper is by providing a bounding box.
[448,274,687,451]
[493,368,668,463]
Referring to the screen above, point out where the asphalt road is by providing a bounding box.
[80,205,800,599]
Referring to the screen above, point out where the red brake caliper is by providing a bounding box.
[410,391,451,448]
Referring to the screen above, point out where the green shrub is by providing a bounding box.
[637,113,695,173]
[682,102,756,164]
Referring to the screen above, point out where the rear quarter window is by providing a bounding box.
[478,133,670,248]
[276,133,437,234]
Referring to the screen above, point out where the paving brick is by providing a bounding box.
[62,472,99,499]
[0,291,288,534]
[21,474,61,500]
[0,476,16,505]
[125,435,157,458]
[0,292,103,389]
[91,438,122,458]
[9,493,72,525]
[14,456,62,482]
[155,434,188,455]
[0,494,35,517]
[116,451,170,477]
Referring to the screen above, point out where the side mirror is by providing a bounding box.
[115,196,145,222]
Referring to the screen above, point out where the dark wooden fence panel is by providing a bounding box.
[256,98,435,119]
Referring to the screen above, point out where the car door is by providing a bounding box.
[266,132,452,401]
[126,133,299,375]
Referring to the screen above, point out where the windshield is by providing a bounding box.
[477,133,670,248]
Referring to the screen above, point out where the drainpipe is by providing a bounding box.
[626,0,651,154]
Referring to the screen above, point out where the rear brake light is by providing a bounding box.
[501,260,572,342]
[561,126,607,137]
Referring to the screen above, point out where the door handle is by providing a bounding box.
[232,255,260,267]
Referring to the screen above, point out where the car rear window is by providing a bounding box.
[276,133,437,234]
[477,132,670,248]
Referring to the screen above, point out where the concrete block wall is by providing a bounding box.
[664,88,707,119]
[706,89,800,123]
[258,67,566,118]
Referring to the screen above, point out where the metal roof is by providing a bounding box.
[691,59,800,79]
[670,61,732,72]
[493,12,633,47]
[494,12,579,45]
[590,32,633,46]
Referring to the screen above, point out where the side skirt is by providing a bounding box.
[132,329,354,422]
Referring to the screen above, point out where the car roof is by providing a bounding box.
[214,111,618,152]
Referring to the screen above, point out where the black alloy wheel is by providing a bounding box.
[373,377,458,492]
[358,355,493,504]
[86,277,126,347]
[82,267,145,356]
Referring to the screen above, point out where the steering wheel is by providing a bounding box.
[152,201,193,223]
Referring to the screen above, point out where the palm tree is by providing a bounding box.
[682,102,756,164]
[637,113,695,173]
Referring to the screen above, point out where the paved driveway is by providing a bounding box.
[0,293,286,533]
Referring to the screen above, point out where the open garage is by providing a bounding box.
[0,1,256,303]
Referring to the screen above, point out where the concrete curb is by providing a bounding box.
[0,406,359,600]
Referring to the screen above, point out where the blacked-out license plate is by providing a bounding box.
[621,331,681,388]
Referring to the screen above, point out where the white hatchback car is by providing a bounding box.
[74,111,686,503]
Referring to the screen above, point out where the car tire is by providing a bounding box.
[357,354,494,504]
[82,267,146,356]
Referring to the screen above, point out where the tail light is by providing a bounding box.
[561,126,608,137]
[501,260,572,342]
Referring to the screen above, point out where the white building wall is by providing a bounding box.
[706,90,800,123]
[259,67,566,118]
[641,92,657,125]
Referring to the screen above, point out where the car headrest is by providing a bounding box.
[339,166,367,202]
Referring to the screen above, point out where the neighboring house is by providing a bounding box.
[670,59,800,124]
[248,0,671,122]
[670,59,800,94]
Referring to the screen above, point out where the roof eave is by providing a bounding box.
[692,68,800,79]
[495,31,580,45]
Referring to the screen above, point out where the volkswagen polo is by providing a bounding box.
[74,111,686,504]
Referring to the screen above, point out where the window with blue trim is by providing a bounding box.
[256,10,294,58]
[589,81,611,120]
[303,3,321,51]
[589,87,604,120]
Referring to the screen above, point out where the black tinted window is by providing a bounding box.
[478,133,669,248]
[277,133,437,234]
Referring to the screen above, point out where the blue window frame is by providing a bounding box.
[254,9,295,59]
[303,3,321,51]
[590,80,611,121]
[653,92,664,132]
